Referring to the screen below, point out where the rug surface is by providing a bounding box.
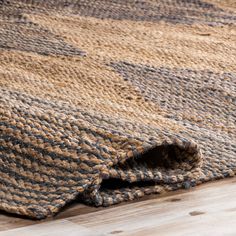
[0,0,235,219]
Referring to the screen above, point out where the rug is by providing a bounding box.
[0,0,235,219]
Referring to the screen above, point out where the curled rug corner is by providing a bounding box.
[0,0,236,219]
[81,138,203,207]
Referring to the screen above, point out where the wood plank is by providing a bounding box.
[0,201,102,231]
[0,220,102,236]
[68,177,236,235]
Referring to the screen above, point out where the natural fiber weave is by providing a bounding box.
[0,0,235,219]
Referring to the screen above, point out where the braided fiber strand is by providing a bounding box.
[0,0,235,219]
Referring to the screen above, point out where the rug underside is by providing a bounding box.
[0,0,235,219]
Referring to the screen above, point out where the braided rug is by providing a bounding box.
[0,0,235,219]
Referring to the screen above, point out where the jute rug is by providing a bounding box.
[0,0,235,219]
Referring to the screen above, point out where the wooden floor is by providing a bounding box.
[0,177,236,235]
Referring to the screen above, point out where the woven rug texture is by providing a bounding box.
[0,0,235,219]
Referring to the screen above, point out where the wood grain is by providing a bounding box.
[0,220,103,236]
